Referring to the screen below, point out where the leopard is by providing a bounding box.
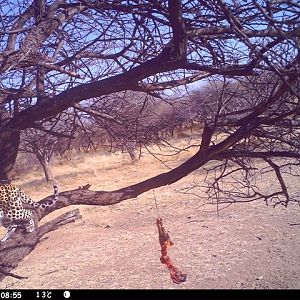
[0,183,58,242]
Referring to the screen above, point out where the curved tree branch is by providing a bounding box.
[33,119,259,218]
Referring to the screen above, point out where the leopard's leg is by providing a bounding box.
[24,218,36,233]
[0,216,9,228]
[1,209,36,241]
[15,209,37,233]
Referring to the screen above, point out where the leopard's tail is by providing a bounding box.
[39,184,59,209]
[24,184,58,209]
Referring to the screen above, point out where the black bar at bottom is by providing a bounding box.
[0,289,299,300]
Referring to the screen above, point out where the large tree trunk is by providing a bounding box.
[0,131,20,182]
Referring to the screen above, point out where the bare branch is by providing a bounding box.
[73,103,124,126]
[265,158,290,206]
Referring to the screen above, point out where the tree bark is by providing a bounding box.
[0,131,20,181]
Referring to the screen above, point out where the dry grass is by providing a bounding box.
[1,138,300,289]
[16,139,197,192]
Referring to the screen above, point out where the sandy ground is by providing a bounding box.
[0,146,299,289]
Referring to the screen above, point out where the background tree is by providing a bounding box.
[20,129,58,182]
[19,124,74,182]
[0,0,299,278]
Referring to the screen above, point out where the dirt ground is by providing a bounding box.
[0,145,300,289]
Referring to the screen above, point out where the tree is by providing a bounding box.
[20,129,57,181]
[19,127,72,182]
[0,0,299,279]
[183,76,300,206]
[17,111,76,181]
